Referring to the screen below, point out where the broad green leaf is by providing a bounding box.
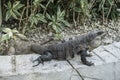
[59,11,65,18]
[39,18,47,23]
[8,32,13,38]
[34,17,38,25]
[2,28,12,33]
[46,13,52,20]
[38,15,47,23]
[1,34,10,41]
[52,15,56,22]
[13,1,20,9]
[74,7,81,13]
[7,1,12,9]
[117,9,120,12]
[39,4,45,9]
[5,10,12,21]
[52,25,58,33]
[48,22,52,26]
[34,0,39,2]
[14,4,24,10]
[61,20,70,27]
[12,29,19,33]
[55,22,62,28]
[11,10,18,19]
[107,0,112,5]
[37,14,47,23]
[57,7,61,16]
[13,10,21,16]
[51,0,54,3]
[33,2,37,6]
[15,34,28,40]
[52,24,61,33]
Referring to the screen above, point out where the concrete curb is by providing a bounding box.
[0,42,120,80]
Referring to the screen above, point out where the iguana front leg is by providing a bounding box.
[33,52,53,67]
[79,50,94,66]
[83,48,92,57]
[86,53,92,57]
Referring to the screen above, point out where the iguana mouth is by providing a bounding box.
[97,30,104,35]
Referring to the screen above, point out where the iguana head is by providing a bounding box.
[88,30,104,51]
[94,30,104,36]
[86,29,104,41]
[89,29,104,37]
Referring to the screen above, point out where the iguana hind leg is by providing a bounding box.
[33,52,53,67]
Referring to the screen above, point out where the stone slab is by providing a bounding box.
[76,63,115,80]
[92,46,118,63]
[0,56,12,76]
[103,44,120,59]
[68,53,104,69]
[0,54,82,80]
[114,61,120,80]
[113,42,120,48]
[15,54,72,74]
[86,52,104,66]
[1,42,120,80]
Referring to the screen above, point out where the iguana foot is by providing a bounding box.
[82,61,94,66]
[80,49,94,66]
[32,56,44,67]
[86,54,92,57]
[32,52,53,67]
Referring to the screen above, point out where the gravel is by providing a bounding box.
[27,19,120,45]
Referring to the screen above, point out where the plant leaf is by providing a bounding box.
[12,29,19,33]
[15,34,28,40]
[61,20,70,27]
[8,32,13,38]
[2,28,12,33]
[46,13,52,20]
[5,10,12,21]
[1,34,10,41]
[7,1,12,9]
[13,10,21,16]
[37,14,47,23]
[11,10,18,19]
[14,4,24,10]
[52,24,61,33]
[39,4,45,9]
[13,1,21,9]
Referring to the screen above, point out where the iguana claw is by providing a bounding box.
[83,61,94,66]
[32,56,44,67]
[32,52,53,67]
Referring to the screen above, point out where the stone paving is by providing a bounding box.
[0,42,120,80]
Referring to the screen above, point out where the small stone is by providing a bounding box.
[7,46,15,55]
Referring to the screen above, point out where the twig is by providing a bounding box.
[40,38,54,45]
[43,0,51,15]
[106,0,114,22]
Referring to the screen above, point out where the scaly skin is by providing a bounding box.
[31,30,104,67]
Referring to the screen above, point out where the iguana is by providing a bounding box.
[31,30,104,67]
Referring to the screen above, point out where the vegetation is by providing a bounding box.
[0,0,120,55]
[0,27,28,55]
[0,0,120,34]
